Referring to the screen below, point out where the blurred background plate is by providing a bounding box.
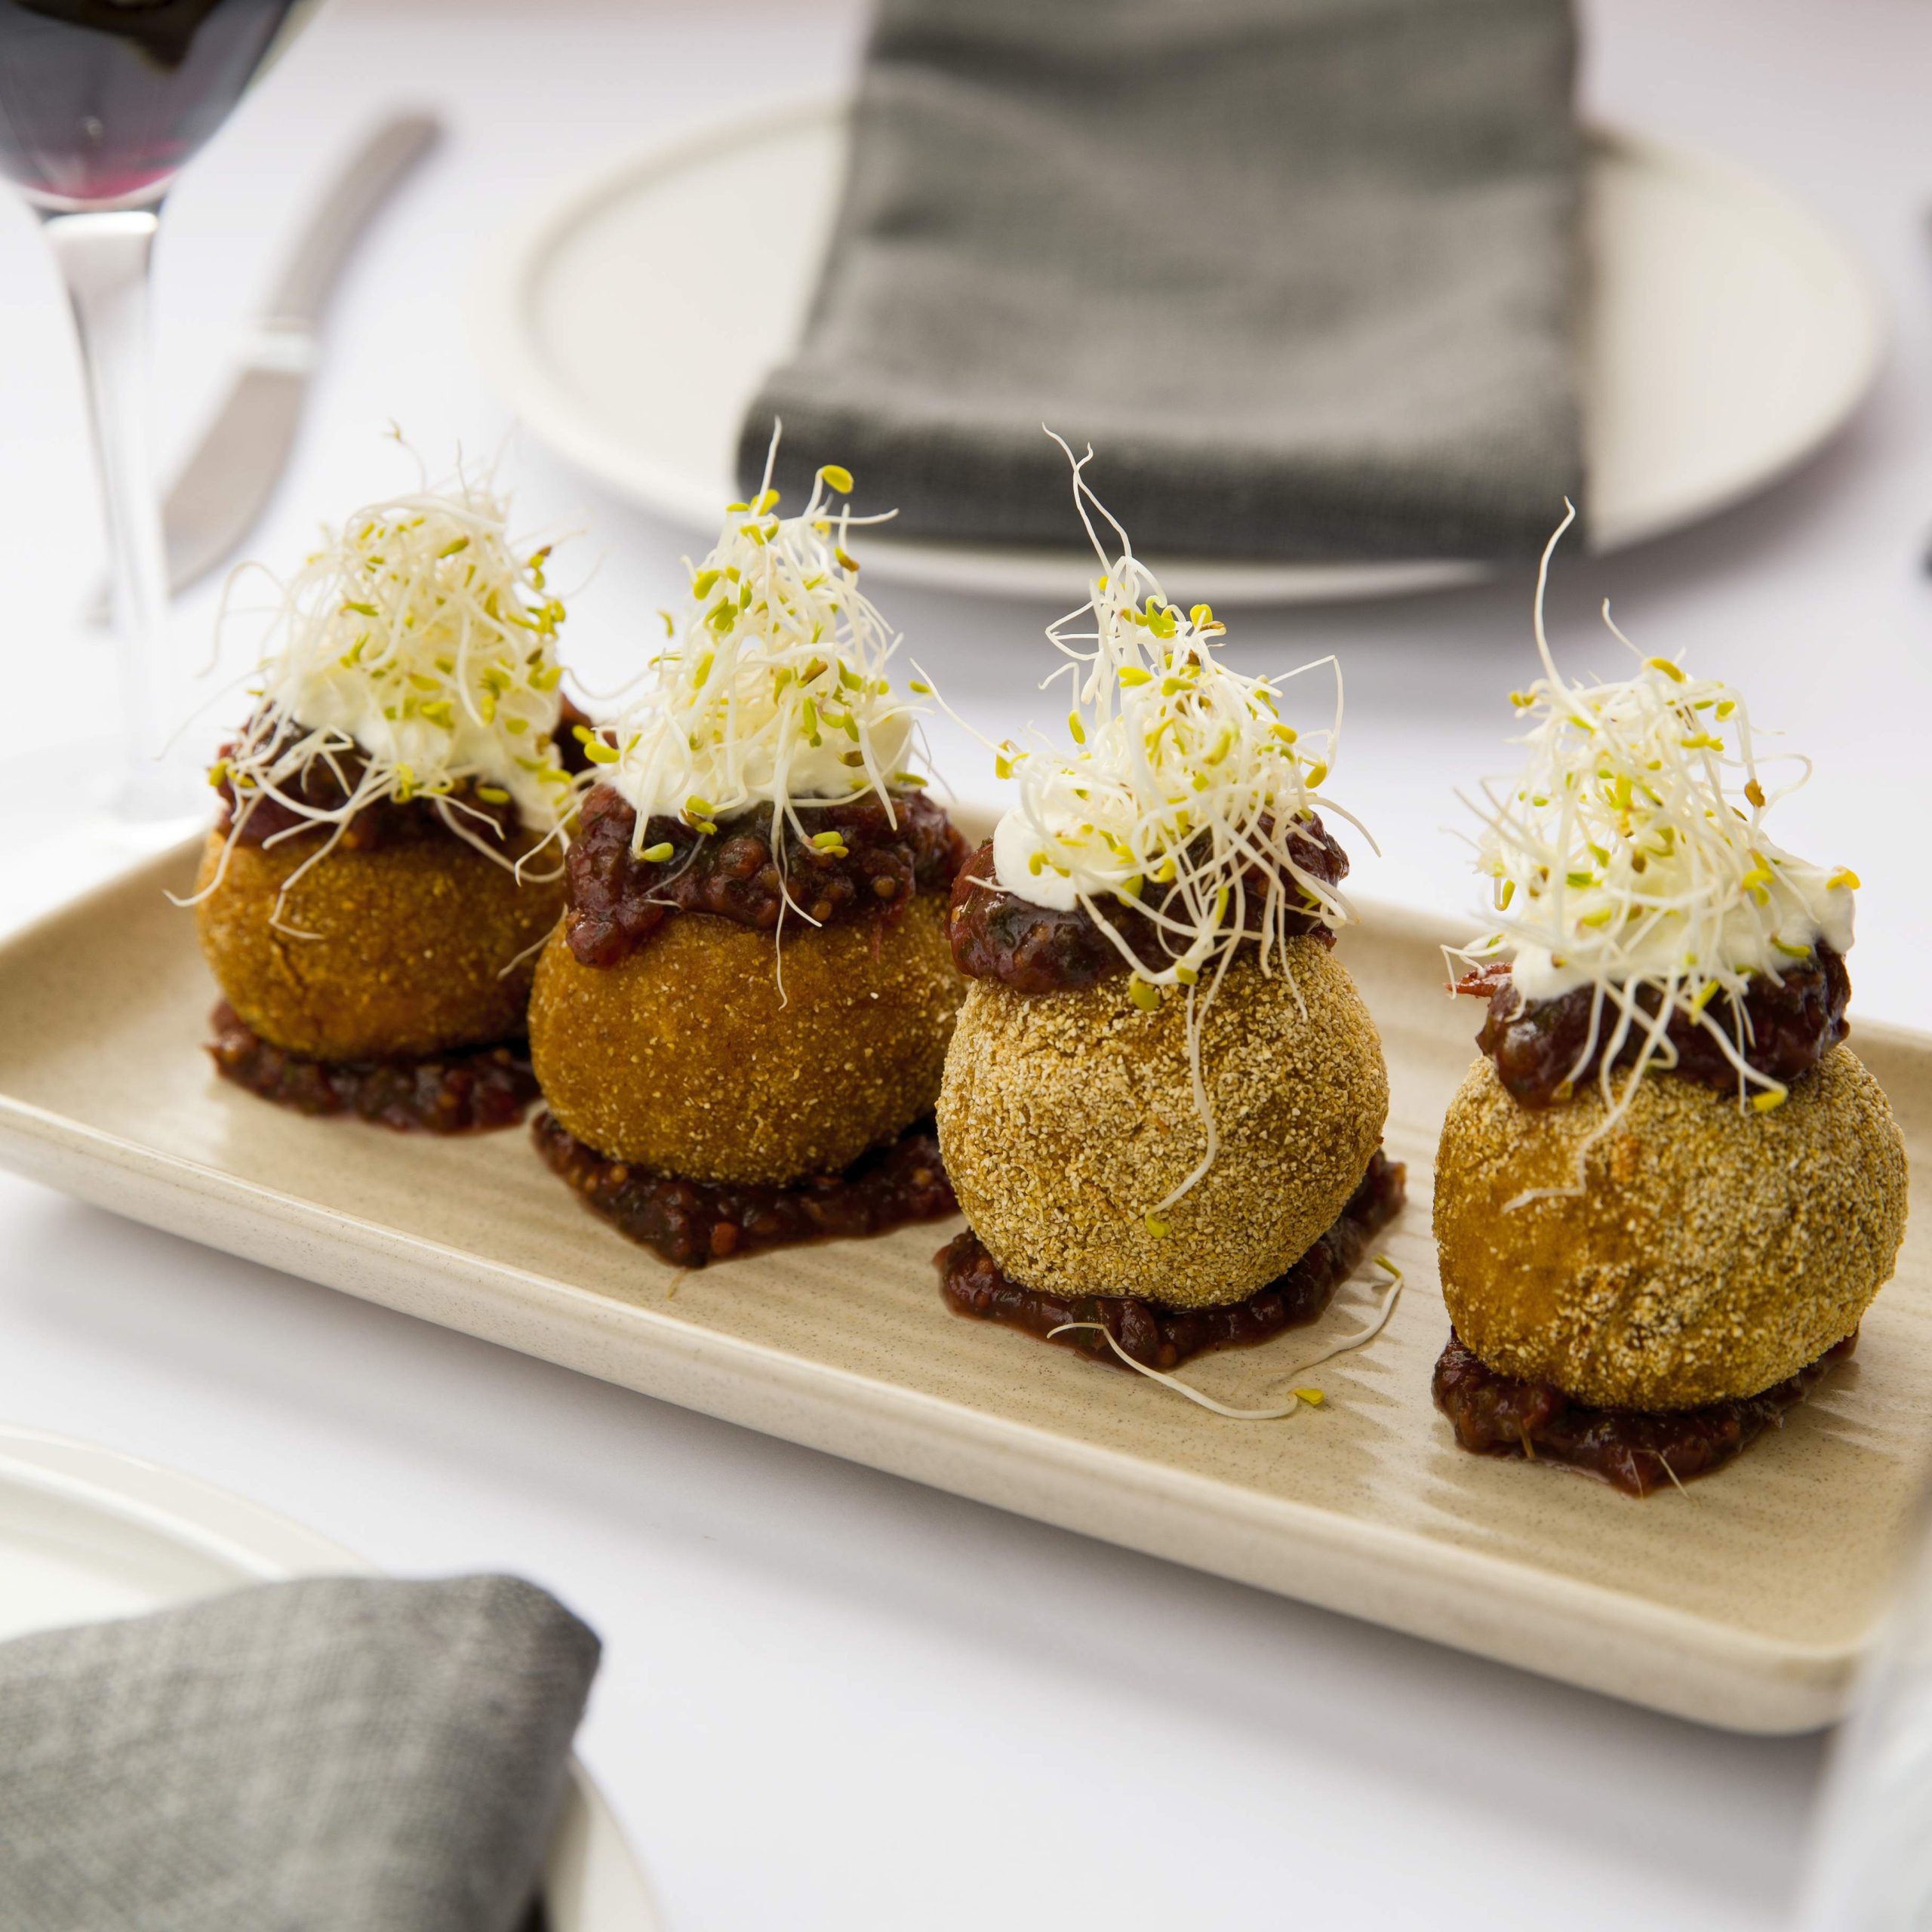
[471,98,1883,607]
[0,1424,659,1932]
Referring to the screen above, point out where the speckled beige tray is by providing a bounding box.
[1,832,1927,1733]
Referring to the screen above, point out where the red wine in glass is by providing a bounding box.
[0,0,319,819]
[0,0,309,208]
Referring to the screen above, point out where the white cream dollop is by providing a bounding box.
[991,807,1081,911]
[220,476,574,839]
[611,697,914,823]
[1503,851,1856,1001]
[600,467,930,838]
[265,651,562,833]
[979,558,1352,972]
[1449,504,1860,1149]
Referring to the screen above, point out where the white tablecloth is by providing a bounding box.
[2,2,1927,1925]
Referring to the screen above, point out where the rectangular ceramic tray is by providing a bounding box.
[2,835,1927,1733]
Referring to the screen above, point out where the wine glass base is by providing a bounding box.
[0,737,207,936]
[109,758,211,832]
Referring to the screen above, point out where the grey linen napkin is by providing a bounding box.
[740,0,1586,561]
[0,1574,601,1932]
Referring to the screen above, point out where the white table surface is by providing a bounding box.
[2,2,1927,1925]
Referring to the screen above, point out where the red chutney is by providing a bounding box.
[213,700,594,851]
[562,786,969,968]
[1454,945,1850,1109]
[938,1151,1404,1370]
[946,815,1349,996]
[1431,1328,1855,1496]
[208,1002,538,1133]
[534,1111,957,1266]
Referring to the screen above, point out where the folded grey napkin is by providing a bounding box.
[740,0,1586,561]
[0,1574,601,1932]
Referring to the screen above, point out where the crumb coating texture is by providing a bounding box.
[194,829,561,1060]
[937,940,1389,1309]
[528,891,963,1185]
[1434,1048,1907,1410]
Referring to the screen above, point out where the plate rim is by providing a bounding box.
[1580,123,1886,548]
[468,96,1884,605]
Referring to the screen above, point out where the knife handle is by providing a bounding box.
[264,112,441,333]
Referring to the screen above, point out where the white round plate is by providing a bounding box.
[472,99,1881,607]
[0,1424,658,1932]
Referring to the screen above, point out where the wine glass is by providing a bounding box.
[0,0,321,823]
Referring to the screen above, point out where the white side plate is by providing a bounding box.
[471,100,1883,605]
[0,1423,659,1932]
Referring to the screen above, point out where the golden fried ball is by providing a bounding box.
[1434,1048,1908,1411]
[528,891,963,1185]
[937,940,1389,1309]
[195,829,562,1061]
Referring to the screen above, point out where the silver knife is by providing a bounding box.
[89,111,441,617]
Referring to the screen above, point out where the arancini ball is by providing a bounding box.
[195,829,561,1062]
[1433,1048,1907,1411]
[938,939,1388,1309]
[529,891,963,1185]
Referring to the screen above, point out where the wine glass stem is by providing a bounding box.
[42,205,181,822]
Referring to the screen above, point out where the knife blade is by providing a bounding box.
[88,111,441,618]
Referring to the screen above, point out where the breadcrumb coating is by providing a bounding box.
[1434,1048,1908,1410]
[528,891,962,1186]
[194,829,561,1061]
[938,940,1389,1309]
